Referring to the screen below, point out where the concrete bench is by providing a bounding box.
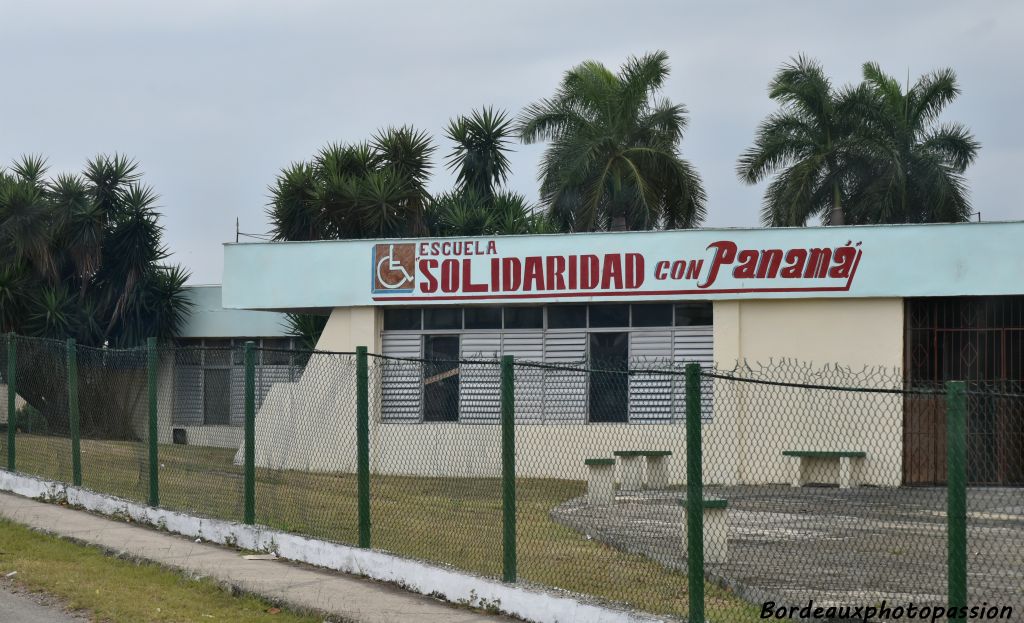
[584,458,616,505]
[679,498,729,563]
[613,450,673,490]
[783,450,866,489]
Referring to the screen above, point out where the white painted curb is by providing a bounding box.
[0,471,667,623]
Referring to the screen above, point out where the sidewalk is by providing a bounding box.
[0,583,86,623]
[0,492,515,623]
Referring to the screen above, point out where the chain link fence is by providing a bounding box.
[5,335,74,484]
[1,333,1021,622]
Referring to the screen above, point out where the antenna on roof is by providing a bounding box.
[235,220,275,242]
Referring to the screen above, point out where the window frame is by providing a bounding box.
[202,367,232,425]
[173,336,298,427]
[421,333,462,423]
[379,303,714,425]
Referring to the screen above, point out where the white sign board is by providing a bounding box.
[222,222,1024,310]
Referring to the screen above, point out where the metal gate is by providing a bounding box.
[904,296,1024,485]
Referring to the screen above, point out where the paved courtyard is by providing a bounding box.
[551,485,1024,612]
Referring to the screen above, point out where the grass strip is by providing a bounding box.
[8,434,757,620]
[0,518,323,623]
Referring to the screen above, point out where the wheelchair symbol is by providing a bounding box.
[375,244,414,290]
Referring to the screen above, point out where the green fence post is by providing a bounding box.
[685,363,705,623]
[501,354,517,583]
[243,341,256,525]
[6,334,16,471]
[356,346,371,549]
[147,337,159,507]
[67,338,82,486]
[946,380,967,618]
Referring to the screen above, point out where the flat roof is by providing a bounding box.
[179,285,291,338]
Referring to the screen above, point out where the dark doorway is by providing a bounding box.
[904,296,1024,485]
[203,369,231,425]
[423,335,460,422]
[589,332,628,423]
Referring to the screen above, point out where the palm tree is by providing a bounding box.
[489,191,556,235]
[371,126,435,236]
[268,129,435,351]
[0,154,193,344]
[843,63,980,224]
[432,106,554,237]
[737,54,869,226]
[445,107,514,203]
[427,190,492,236]
[1,153,193,437]
[267,127,436,242]
[518,51,706,231]
[426,189,553,237]
[266,162,322,241]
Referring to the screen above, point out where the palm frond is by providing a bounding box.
[11,154,48,185]
[267,162,321,241]
[909,67,960,127]
[919,123,979,173]
[0,178,56,277]
[50,173,104,282]
[769,54,833,123]
[737,111,818,184]
[371,125,436,190]
[617,50,671,113]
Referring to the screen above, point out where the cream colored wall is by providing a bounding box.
[163,306,379,458]
[714,298,904,367]
[0,385,26,425]
[712,298,905,486]
[240,300,906,487]
[137,353,176,445]
[238,308,379,470]
[369,421,739,484]
[181,425,243,449]
[240,354,359,471]
[315,307,382,353]
[246,370,738,485]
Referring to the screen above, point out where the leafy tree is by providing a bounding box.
[518,51,706,231]
[843,63,980,223]
[737,55,868,226]
[0,154,192,345]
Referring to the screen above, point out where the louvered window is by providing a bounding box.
[379,303,713,423]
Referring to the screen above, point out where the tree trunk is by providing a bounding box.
[829,181,845,226]
[14,340,142,440]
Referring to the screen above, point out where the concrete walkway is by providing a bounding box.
[0,583,87,623]
[551,485,1024,611]
[0,492,514,623]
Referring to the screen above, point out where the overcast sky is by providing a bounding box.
[2,1,1021,283]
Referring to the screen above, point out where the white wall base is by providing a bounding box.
[0,470,667,623]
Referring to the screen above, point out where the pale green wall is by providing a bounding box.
[180,285,291,338]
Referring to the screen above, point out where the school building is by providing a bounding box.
[170,221,1023,487]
